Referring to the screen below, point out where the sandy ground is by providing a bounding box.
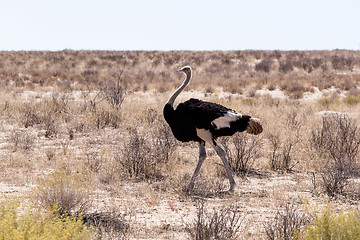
[0,87,358,239]
[0,171,316,239]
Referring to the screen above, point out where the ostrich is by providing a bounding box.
[163,66,263,192]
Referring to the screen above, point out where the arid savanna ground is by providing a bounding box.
[1,50,360,239]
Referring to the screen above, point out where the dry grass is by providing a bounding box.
[0,50,359,94]
[0,50,360,239]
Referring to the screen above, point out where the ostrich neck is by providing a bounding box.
[166,72,191,107]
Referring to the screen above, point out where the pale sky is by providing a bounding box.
[1,0,359,51]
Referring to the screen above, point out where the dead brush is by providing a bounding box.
[83,210,130,240]
[93,107,122,129]
[43,113,58,138]
[20,94,69,137]
[116,122,176,180]
[267,133,299,172]
[33,168,92,216]
[100,70,126,111]
[150,117,177,166]
[21,103,42,128]
[116,128,150,180]
[310,113,360,197]
[267,109,302,172]
[264,200,309,240]
[220,132,262,175]
[255,58,273,73]
[85,151,102,173]
[185,199,245,240]
[10,130,34,151]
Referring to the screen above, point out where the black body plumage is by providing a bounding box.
[163,98,251,143]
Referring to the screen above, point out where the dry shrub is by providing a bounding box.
[266,108,302,172]
[220,133,262,175]
[10,130,34,151]
[20,94,71,137]
[311,114,360,173]
[47,93,70,114]
[100,70,126,111]
[300,57,324,73]
[150,118,177,166]
[279,59,294,74]
[21,103,41,128]
[185,199,245,240]
[320,167,349,197]
[43,113,58,138]
[267,133,299,172]
[311,114,360,197]
[33,169,91,216]
[264,201,308,240]
[331,55,354,71]
[79,91,122,130]
[92,108,122,129]
[81,78,125,129]
[116,119,177,180]
[83,210,130,240]
[171,173,192,197]
[280,80,308,99]
[117,128,150,179]
[255,58,273,73]
[85,151,102,173]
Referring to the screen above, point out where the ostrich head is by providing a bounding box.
[177,66,192,75]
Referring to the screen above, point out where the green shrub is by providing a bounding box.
[0,199,90,240]
[344,95,360,106]
[318,97,334,107]
[300,205,360,240]
[242,97,256,105]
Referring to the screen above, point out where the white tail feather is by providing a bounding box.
[246,118,263,135]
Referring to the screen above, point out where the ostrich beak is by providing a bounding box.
[177,69,183,72]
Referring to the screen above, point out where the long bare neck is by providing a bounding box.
[166,71,191,107]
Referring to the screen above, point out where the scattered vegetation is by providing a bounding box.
[344,95,360,106]
[116,117,176,180]
[221,133,262,174]
[0,50,360,238]
[0,50,359,94]
[264,201,308,240]
[33,169,91,216]
[83,210,130,240]
[311,114,360,197]
[10,130,34,151]
[267,132,300,172]
[185,199,245,240]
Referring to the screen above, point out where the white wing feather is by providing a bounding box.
[211,111,242,129]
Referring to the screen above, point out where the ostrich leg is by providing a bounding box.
[195,128,236,192]
[188,142,207,191]
[213,143,236,192]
